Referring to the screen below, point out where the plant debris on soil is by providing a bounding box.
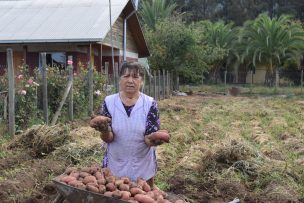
[0,93,304,203]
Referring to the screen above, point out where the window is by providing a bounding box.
[39,52,66,69]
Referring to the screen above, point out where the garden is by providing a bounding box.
[1,0,304,202]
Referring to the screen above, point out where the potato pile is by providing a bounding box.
[56,165,185,203]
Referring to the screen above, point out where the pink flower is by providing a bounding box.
[17,74,23,80]
[28,79,33,84]
[73,73,77,76]
[18,90,27,95]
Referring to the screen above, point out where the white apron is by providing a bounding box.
[104,93,157,181]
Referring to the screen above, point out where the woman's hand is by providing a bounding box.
[90,115,111,133]
[145,130,170,147]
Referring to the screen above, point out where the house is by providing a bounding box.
[0,0,149,76]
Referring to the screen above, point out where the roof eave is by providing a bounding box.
[0,38,104,44]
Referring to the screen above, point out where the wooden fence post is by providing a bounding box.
[67,56,73,121]
[4,95,7,120]
[114,62,119,92]
[166,70,169,98]
[158,70,161,100]
[51,80,73,125]
[41,52,48,125]
[275,69,279,88]
[177,74,180,91]
[7,48,15,137]
[162,70,165,100]
[301,68,303,93]
[148,75,152,97]
[142,70,146,93]
[153,71,157,100]
[224,70,227,86]
[88,45,94,116]
[105,62,109,95]
[171,72,174,93]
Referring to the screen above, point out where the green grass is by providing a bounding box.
[180,84,304,96]
[156,90,304,201]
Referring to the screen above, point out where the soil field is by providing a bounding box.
[0,93,304,203]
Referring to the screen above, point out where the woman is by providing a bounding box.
[90,62,170,188]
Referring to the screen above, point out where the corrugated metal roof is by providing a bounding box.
[0,0,130,43]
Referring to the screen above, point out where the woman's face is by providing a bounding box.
[119,68,143,94]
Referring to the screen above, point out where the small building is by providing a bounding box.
[0,0,149,76]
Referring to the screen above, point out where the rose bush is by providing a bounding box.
[1,63,106,130]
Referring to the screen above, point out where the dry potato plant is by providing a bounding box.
[0,89,304,203]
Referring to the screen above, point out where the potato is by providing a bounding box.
[130,182,139,188]
[146,191,155,200]
[81,167,91,173]
[97,178,106,185]
[150,132,170,143]
[61,176,76,184]
[175,200,185,203]
[77,183,86,190]
[137,178,146,187]
[121,176,131,184]
[115,179,124,186]
[142,183,151,192]
[99,185,106,193]
[119,184,130,191]
[87,182,99,188]
[83,175,97,185]
[106,176,116,183]
[153,189,167,198]
[64,167,78,175]
[70,172,80,179]
[134,194,155,203]
[113,190,122,199]
[89,166,99,174]
[95,171,104,180]
[106,182,116,191]
[130,187,146,196]
[79,172,90,178]
[102,167,112,177]
[86,185,99,193]
[121,191,131,200]
[68,180,82,187]
[155,194,164,202]
[104,191,113,197]
[128,200,139,203]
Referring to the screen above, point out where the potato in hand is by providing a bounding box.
[145,130,170,146]
[90,115,111,132]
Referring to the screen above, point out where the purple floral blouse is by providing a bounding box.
[100,100,160,135]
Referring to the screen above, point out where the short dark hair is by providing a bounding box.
[119,62,144,78]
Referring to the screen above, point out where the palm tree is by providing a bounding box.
[202,21,240,83]
[139,0,177,30]
[240,14,304,86]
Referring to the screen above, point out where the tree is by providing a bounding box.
[139,0,177,29]
[144,17,225,85]
[174,0,304,25]
[240,14,304,86]
[196,20,239,83]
